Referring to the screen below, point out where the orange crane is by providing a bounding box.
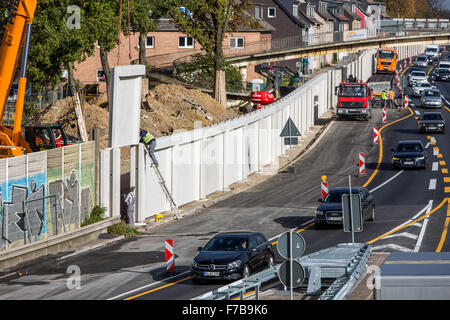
[0,0,37,157]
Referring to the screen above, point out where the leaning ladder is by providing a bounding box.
[145,148,182,220]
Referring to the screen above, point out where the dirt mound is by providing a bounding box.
[28,83,241,152]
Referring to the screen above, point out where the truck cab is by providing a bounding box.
[23,124,77,152]
[335,81,373,121]
[425,45,439,61]
[377,48,398,73]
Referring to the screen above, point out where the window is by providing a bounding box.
[255,5,263,20]
[267,7,276,18]
[293,4,298,17]
[256,234,266,246]
[307,5,314,17]
[97,69,105,82]
[138,36,154,49]
[249,236,258,250]
[179,36,194,48]
[229,37,244,49]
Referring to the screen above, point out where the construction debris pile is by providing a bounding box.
[27,83,241,150]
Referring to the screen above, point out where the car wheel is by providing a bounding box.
[241,264,250,279]
[368,206,375,221]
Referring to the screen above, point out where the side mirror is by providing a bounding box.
[197,247,203,251]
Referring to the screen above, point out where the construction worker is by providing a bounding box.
[139,129,159,166]
[381,89,388,109]
[124,186,135,226]
[388,88,395,109]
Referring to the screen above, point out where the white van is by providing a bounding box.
[425,44,439,60]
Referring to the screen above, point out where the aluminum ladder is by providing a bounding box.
[145,148,182,220]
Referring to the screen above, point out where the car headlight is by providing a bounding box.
[316,210,324,217]
[438,124,444,127]
[191,260,198,268]
[416,156,425,161]
[392,157,400,161]
[227,260,242,270]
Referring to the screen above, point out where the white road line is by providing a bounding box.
[429,179,437,190]
[425,142,431,149]
[432,162,439,171]
[433,148,439,156]
[414,200,433,252]
[382,232,418,240]
[107,270,191,300]
[369,170,404,193]
[415,110,421,115]
[372,244,412,252]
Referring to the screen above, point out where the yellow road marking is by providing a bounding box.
[445,187,450,193]
[443,168,449,174]
[444,177,450,183]
[441,161,447,166]
[427,136,432,140]
[434,147,440,152]
[123,276,193,300]
[436,201,450,252]
[431,141,436,145]
[438,154,443,159]
[367,198,448,245]
[363,108,414,188]
[271,222,314,246]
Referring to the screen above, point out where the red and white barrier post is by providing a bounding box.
[165,239,175,272]
[382,107,387,123]
[359,153,366,176]
[321,175,328,201]
[373,126,379,144]
[404,95,409,108]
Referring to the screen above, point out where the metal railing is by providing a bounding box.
[193,243,372,300]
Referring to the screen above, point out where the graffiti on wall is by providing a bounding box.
[0,169,92,249]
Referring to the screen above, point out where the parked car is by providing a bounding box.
[415,54,429,68]
[190,231,274,283]
[418,112,446,133]
[435,68,450,81]
[391,140,428,170]
[315,187,375,229]
[412,82,433,97]
[421,88,442,108]
[409,71,428,86]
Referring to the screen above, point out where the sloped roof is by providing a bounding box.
[309,0,335,21]
[343,5,362,21]
[274,0,307,28]
[298,3,323,26]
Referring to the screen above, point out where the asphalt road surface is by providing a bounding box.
[0,56,448,300]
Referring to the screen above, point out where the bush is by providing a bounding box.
[81,205,106,227]
[107,221,138,237]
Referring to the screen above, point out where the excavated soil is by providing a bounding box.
[27,83,241,173]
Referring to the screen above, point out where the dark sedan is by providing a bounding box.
[191,232,274,283]
[315,187,375,229]
[419,112,446,133]
[392,140,428,169]
[435,68,450,81]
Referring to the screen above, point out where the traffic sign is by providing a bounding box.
[278,260,305,289]
[342,194,363,233]
[277,232,306,260]
[280,117,301,138]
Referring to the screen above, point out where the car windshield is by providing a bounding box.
[424,90,440,97]
[426,48,438,53]
[324,189,360,203]
[379,50,395,59]
[422,113,443,120]
[411,72,426,77]
[416,83,431,88]
[396,143,423,152]
[339,85,366,97]
[203,236,249,252]
[439,69,450,73]
[439,63,450,68]
[417,56,427,61]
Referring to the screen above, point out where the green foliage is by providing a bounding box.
[107,221,138,237]
[177,54,243,92]
[81,205,106,227]
[23,101,40,122]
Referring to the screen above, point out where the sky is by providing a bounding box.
[442,0,450,9]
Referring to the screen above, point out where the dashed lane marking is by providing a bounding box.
[433,162,439,171]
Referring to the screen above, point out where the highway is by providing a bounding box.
[0,56,448,300]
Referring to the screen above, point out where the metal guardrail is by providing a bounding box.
[192,243,372,300]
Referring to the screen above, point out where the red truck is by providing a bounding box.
[335,80,373,121]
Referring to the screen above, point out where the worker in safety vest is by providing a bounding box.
[380,89,388,108]
[139,129,159,166]
[388,89,395,109]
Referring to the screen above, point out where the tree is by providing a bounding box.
[127,0,165,66]
[168,0,256,106]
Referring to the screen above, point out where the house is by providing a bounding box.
[74,13,274,93]
[306,0,335,44]
[326,1,352,36]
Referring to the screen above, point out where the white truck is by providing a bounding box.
[425,44,440,61]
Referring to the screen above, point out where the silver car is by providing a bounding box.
[415,55,428,68]
[409,71,428,86]
[421,89,442,108]
[412,82,433,97]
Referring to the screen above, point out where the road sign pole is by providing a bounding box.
[289,120,293,169]
[290,229,293,300]
[348,175,354,243]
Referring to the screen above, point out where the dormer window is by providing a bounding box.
[307,5,314,17]
[293,4,298,17]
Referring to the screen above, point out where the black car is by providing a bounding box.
[191,232,274,282]
[391,140,428,169]
[315,187,375,229]
[435,68,450,81]
[419,112,446,133]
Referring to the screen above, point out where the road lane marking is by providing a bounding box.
[436,201,450,252]
[443,168,449,174]
[372,244,412,252]
[429,179,437,190]
[415,110,421,115]
[383,232,418,240]
[369,170,404,193]
[425,142,431,149]
[433,147,439,156]
[363,108,414,188]
[269,219,314,245]
[123,275,193,300]
[445,177,450,183]
[367,199,446,245]
[432,162,439,171]
[437,154,443,158]
[441,161,447,166]
[107,270,191,300]
[414,200,433,252]
[445,187,450,193]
